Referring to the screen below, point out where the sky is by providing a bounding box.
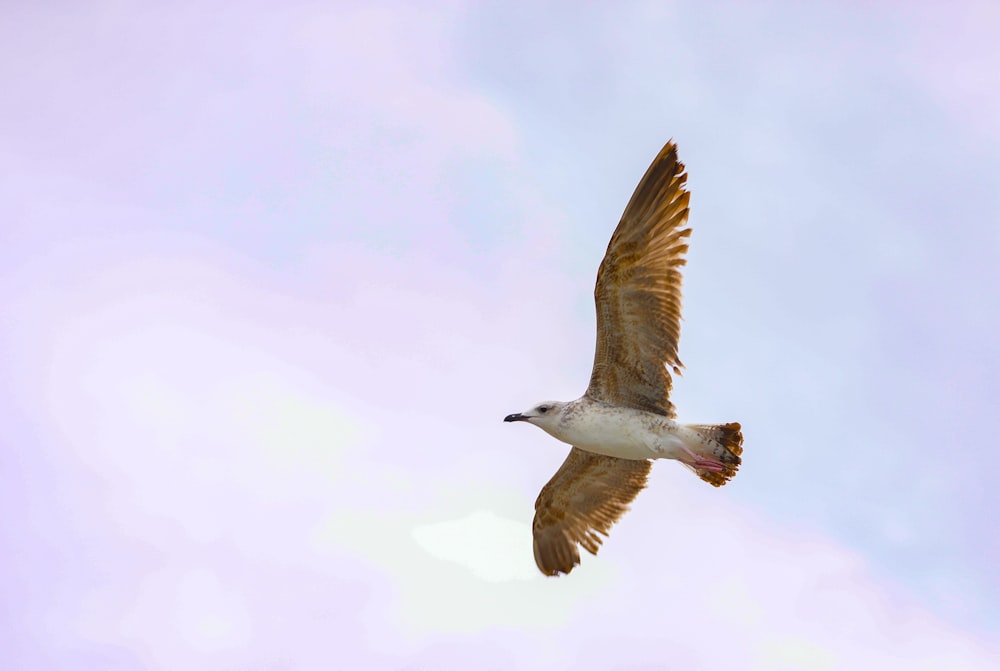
[2,1,999,669]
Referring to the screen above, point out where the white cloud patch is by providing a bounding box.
[412,510,539,582]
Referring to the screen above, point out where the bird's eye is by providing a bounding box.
[538,406,549,414]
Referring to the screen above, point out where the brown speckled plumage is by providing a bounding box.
[524,141,743,577]
[586,141,690,419]
[533,447,651,576]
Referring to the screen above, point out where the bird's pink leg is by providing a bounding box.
[679,446,725,473]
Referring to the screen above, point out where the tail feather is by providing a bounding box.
[683,422,743,487]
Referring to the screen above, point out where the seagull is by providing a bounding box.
[504,141,743,577]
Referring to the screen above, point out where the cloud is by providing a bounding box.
[3,229,998,669]
[2,1,999,669]
[411,511,539,582]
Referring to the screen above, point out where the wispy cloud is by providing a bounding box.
[2,1,999,669]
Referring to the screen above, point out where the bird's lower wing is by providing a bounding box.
[532,448,651,576]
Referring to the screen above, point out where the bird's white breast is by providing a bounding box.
[549,399,686,460]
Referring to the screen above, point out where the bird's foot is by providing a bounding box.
[679,446,725,473]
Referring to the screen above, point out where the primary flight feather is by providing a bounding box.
[505,141,744,577]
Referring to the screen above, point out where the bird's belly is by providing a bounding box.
[556,409,681,460]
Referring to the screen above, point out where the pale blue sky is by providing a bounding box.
[2,1,999,669]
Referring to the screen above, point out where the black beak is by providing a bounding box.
[504,413,528,423]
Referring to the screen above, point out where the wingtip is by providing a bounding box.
[533,536,581,577]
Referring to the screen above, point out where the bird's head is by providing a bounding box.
[504,401,568,432]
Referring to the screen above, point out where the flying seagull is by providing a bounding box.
[505,141,743,577]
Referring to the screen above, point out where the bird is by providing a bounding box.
[504,140,743,577]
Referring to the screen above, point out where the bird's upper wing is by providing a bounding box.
[532,447,651,576]
[586,141,691,418]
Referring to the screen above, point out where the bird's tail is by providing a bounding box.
[680,422,743,487]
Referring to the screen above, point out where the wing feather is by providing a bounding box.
[587,141,691,417]
[532,448,651,576]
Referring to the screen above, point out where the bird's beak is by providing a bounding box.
[504,413,529,423]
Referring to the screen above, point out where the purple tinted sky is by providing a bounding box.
[2,1,999,669]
